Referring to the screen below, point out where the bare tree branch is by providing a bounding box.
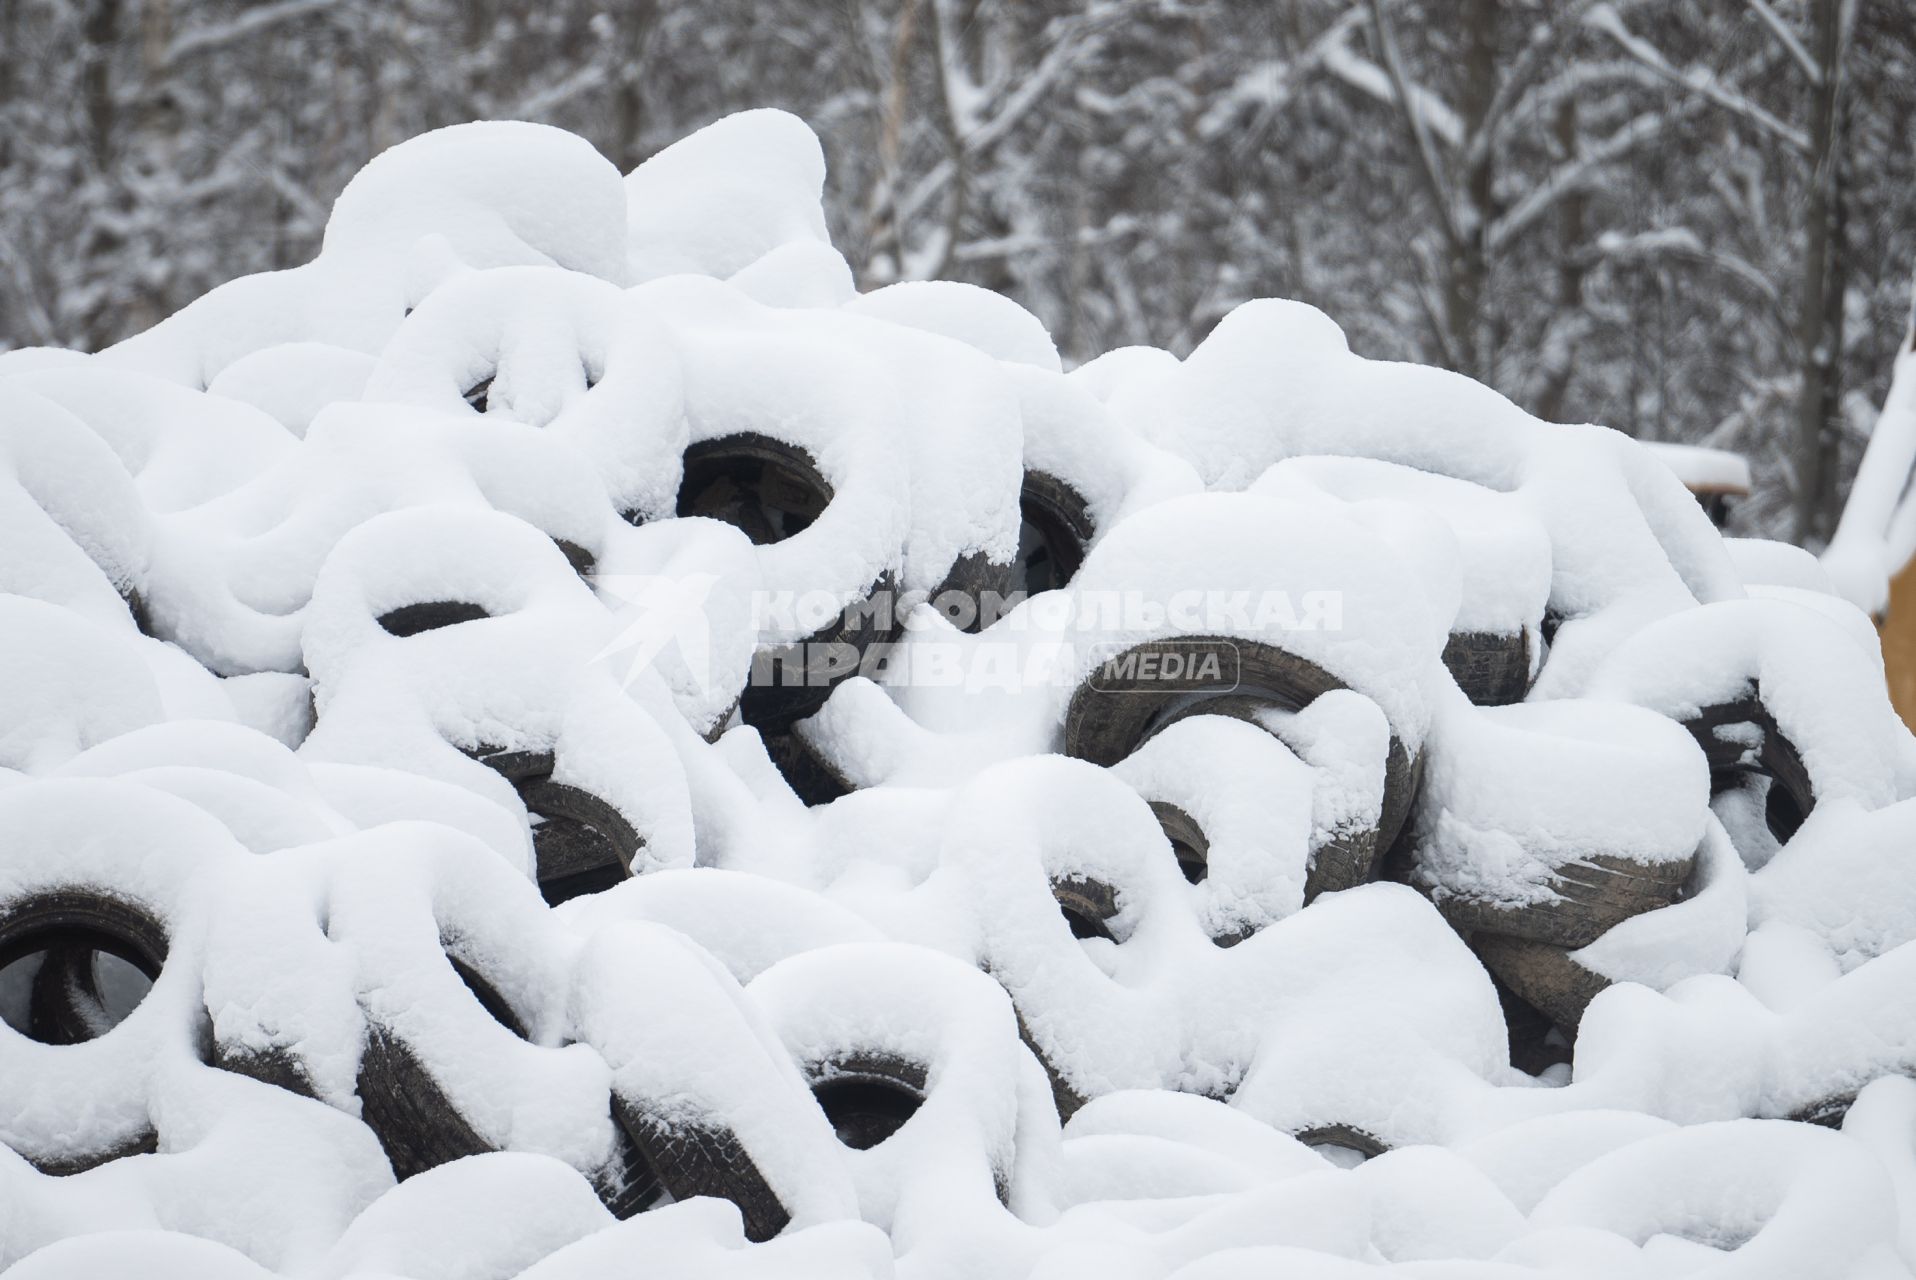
[162,0,353,68]
[1583,3,1811,153]
[1741,0,1823,84]
[1490,98,1703,251]
[895,0,1146,229]
[1365,0,1463,252]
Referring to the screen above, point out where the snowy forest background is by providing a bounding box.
[2,0,1913,545]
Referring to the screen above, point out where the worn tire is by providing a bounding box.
[352,930,655,1216]
[2,891,168,1051]
[1436,852,1693,952]
[804,1051,930,1153]
[762,725,854,808]
[611,1105,787,1238]
[1294,1123,1389,1167]
[1066,638,1421,899]
[1016,470,1096,595]
[1682,693,1814,844]
[1472,933,1614,1041]
[677,434,903,731]
[473,748,643,904]
[0,887,173,1172]
[1441,629,1532,707]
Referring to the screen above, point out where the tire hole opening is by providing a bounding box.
[1762,773,1807,844]
[813,1075,924,1150]
[0,918,163,1045]
[677,435,832,546]
[472,750,640,905]
[1148,801,1209,885]
[1295,1124,1387,1168]
[1014,473,1093,595]
[377,600,492,637]
[462,376,493,413]
[1052,876,1120,943]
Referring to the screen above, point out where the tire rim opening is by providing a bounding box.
[1014,473,1093,595]
[677,435,832,546]
[1052,877,1120,943]
[0,912,165,1045]
[1149,801,1209,885]
[473,749,640,905]
[377,600,491,637]
[813,1075,924,1150]
[462,376,493,413]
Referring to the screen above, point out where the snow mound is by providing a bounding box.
[3,111,1914,1280]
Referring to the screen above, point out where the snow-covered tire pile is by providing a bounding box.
[3,111,1915,1279]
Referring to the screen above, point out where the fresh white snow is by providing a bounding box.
[0,112,1913,1279]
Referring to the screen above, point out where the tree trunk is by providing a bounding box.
[1535,97,1586,423]
[82,0,120,168]
[1448,0,1497,381]
[1793,0,1851,545]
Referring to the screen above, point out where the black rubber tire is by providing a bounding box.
[358,1017,660,1217]
[1012,1002,1087,1123]
[1682,692,1814,845]
[462,375,493,413]
[762,726,854,807]
[1490,969,1573,1078]
[375,600,491,637]
[1294,1123,1389,1163]
[1791,1093,1856,1129]
[1148,800,1209,886]
[354,943,528,1181]
[24,941,157,1045]
[0,889,171,1171]
[1015,471,1096,595]
[675,434,906,730]
[1066,638,1421,902]
[677,433,833,546]
[740,568,901,734]
[554,538,596,578]
[0,890,167,1047]
[1051,875,1121,943]
[612,1103,793,1242]
[472,748,642,905]
[1436,851,1693,951]
[212,1040,321,1099]
[930,548,1017,635]
[1471,933,1611,1038]
[805,1052,928,1152]
[355,1022,496,1181]
[352,939,656,1217]
[26,1130,160,1176]
[1441,630,1532,707]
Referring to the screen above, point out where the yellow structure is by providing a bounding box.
[1883,559,1916,731]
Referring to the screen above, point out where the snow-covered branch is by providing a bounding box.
[1321,7,1464,149]
[1741,0,1823,84]
[516,61,609,119]
[1361,0,1464,252]
[896,0,1145,232]
[162,0,355,68]
[1583,3,1810,153]
[1470,0,1619,168]
[1489,99,1701,251]
[1584,228,1787,327]
[1197,7,1366,140]
[1822,274,1916,614]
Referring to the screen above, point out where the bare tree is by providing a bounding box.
[3,0,1913,547]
